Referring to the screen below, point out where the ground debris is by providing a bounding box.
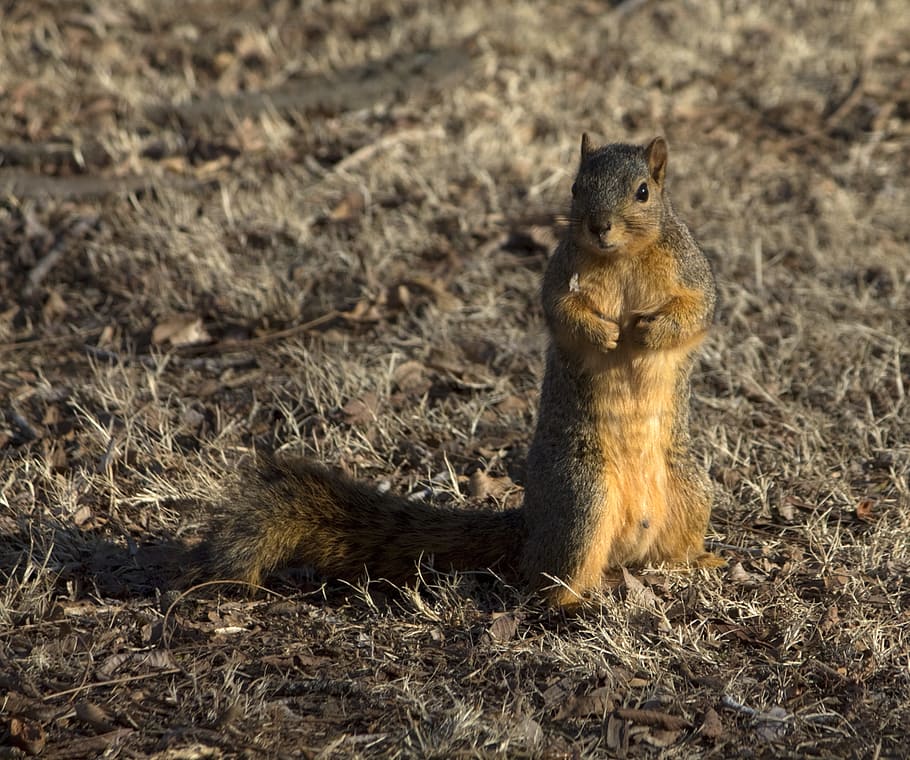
[9,717,46,756]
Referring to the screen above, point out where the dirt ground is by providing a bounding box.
[2,1,909,757]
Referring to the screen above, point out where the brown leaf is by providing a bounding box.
[855,498,876,523]
[10,716,46,755]
[728,561,756,584]
[96,652,132,679]
[405,276,462,311]
[776,496,796,522]
[494,394,528,415]
[46,729,133,757]
[213,51,235,73]
[75,702,114,732]
[329,190,365,221]
[818,604,840,635]
[755,706,792,742]
[392,360,430,394]
[344,298,382,322]
[140,621,163,645]
[151,315,210,347]
[96,649,175,680]
[72,504,93,527]
[342,392,380,425]
[41,404,61,426]
[3,692,58,724]
[486,612,519,643]
[181,407,205,429]
[387,283,412,310]
[542,678,572,706]
[515,716,543,747]
[141,650,177,670]
[555,687,614,719]
[232,117,267,153]
[824,566,850,590]
[468,470,515,500]
[641,728,683,748]
[215,702,243,730]
[621,567,660,608]
[261,655,296,669]
[42,290,68,322]
[95,325,116,348]
[699,707,724,740]
[160,155,189,173]
[717,466,742,489]
[606,713,627,752]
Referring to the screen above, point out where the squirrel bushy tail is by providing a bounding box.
[202,456,525,586]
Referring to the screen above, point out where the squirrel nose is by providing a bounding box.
[588,219,611,237]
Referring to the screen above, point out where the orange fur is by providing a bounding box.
[522,136,720,603]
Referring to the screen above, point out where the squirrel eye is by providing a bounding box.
[635,182,649,202]
[571,182,578,197]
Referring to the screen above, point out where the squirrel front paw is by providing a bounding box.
[593,315,621,351]
[630,311,677,349]
[562,291,620,351]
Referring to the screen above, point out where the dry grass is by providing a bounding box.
[2,0,909,757]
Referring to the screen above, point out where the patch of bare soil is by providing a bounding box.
[2,1,908,757]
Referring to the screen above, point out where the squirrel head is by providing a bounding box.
[569,135,668,256]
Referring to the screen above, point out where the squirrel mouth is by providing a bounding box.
[588,235,619,253]
[579,221,619,253]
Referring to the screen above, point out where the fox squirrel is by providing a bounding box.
[200,135,722,606]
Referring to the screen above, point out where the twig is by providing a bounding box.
[161,579,291,649]
[332,125,445,176]
[175,309,342,356]
[720,695,758,717]
[41,668,182,701]
[0,327,98,354]
[0,140,109,167]
[1,310,341,359]
[615,708,692,730]
[705,540,765,557]
[8,407,39,441]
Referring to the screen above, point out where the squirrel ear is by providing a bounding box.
[580,132,593,161]
[645,137,668,185]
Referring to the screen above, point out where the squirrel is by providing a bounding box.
[198,135,723,606]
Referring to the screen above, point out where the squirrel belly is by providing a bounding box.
[202,456,525,587]
[520,304,709,605]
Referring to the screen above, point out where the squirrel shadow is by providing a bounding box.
[0,504,199,604]
[0,501,533,617]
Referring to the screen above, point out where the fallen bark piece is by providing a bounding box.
[75,701,115,732]
[615,707,692,731]
[700,707,724,739]
[10,716,46,756]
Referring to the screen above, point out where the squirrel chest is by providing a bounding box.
[570,252,703,564]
